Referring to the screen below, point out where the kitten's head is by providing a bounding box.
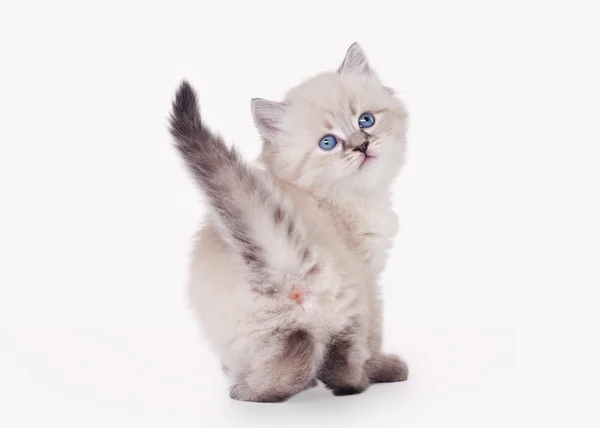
[252,43,408,198]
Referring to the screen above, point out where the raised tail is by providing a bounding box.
[168,81,316,290]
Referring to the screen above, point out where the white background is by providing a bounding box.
[1,0,599,426]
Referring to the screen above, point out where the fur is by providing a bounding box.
[169,43,409,402]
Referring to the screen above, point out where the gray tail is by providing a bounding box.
[168,81,316,288]
[169,80,236,187]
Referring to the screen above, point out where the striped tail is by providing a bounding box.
[168,81,316,291]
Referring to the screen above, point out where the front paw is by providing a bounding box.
[328,373,369,396]
[366,353,409,383]
[332,384,368,396]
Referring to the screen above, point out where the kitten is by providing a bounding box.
[169,43,409,402]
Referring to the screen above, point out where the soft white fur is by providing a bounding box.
[187,43,408,398]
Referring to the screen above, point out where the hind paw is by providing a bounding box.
[366,354,409,383]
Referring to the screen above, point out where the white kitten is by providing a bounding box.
[169,43,409,402]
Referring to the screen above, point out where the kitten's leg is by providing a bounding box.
[318,327,370,396]
[365,281,409,383]
[367,283,385,353]
[229,329,318,403]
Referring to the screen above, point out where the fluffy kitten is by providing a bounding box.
[169,43,409,402]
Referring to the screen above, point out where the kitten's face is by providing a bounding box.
[252,44,408,197]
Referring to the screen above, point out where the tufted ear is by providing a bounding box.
[251,98,286,142]
[337,42,374,77]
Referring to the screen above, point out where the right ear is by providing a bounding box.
[251,98,286,141]
[337,42,373,77]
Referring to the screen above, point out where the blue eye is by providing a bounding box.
[319,135,338,151]
[358,112,375,128]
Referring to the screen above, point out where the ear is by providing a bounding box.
[337,42,374,77]
[251,98,286,141]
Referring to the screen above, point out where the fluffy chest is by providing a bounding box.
[330,201,398,277]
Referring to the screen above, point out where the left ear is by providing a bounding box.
[337,42,375,77]
[251,98,286,142]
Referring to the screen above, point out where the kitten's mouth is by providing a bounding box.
[359,154,375,169]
